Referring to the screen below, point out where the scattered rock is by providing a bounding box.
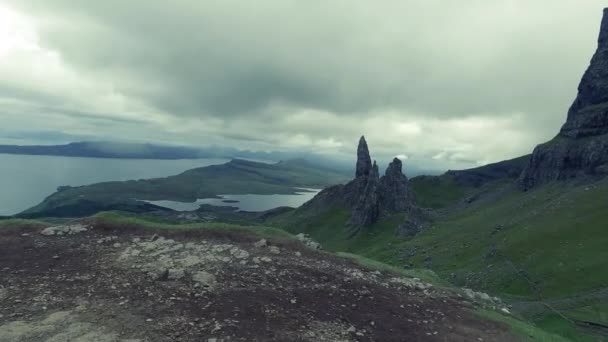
[254,239,268,248]
[167,268,185,280]
[295,233,321,250]
[40,224,88,236]
[97,236,119,244]
[390,277,433,291]
[269,246,281,255]
[192,271,216,288]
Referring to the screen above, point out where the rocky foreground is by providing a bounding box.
[0,222,517,342]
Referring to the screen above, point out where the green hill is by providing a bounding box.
[269,176,608,341]
[18,159,350,218]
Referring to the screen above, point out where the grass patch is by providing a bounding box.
[336,252,445,285]
[409,175,468,209]
[92,212,294,240]
[0,218,48,229]
[477,309,573,342]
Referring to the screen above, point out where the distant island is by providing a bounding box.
[18,158,351,218]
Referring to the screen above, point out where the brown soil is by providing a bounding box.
[0,222,519,342]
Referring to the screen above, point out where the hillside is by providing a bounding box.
[0,215,569,341]
[18,159,350,218]
[269,10,608,340]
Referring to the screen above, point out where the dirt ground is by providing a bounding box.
[0,221,519,342]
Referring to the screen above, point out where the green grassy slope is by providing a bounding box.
[19,159,350,218]
[407,179,608,340]
[274,178,608,340]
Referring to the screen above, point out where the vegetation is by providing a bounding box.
[477,309,573,342]
[272,177,608,341]
[409,175,469,209]
[0,218,48,229]
[91,212,294,240]
[19,159,350,218]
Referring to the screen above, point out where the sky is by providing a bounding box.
[0,1,606,172]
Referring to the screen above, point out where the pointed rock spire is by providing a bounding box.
[599,8,608,49]
[355,136,372,178]
[560,8,608,138]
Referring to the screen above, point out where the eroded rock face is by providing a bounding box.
[520,9,608,189]
[300,136,414,232]
[349,161,380,228]
[355,136,372,178]
[561,9,608,138]
[380,158,413,212]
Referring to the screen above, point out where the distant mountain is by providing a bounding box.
[0,141,203,159]
[0,141,293,161]
[0,140,354,175]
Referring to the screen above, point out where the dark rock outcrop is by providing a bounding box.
[355,136,373,178]
[300,136,414,233]
[380,158,413,212]
[560,9,608,138]
[519,9,608,189]
[349,161,381,227]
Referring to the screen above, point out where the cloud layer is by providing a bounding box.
[1,1,606,171]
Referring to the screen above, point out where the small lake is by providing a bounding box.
[0,154,229,216]
[145,189,320,212]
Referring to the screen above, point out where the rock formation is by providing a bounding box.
[519,8,608,189]
[300,136,414,233]
[355,136,373,177]
[380,158,413,212]
[349,160,380,227]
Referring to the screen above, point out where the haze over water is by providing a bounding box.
[0,154,229,216]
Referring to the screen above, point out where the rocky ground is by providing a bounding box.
[0,221,518,341]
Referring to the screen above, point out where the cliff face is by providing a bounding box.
[560,9,608,138]
[520,9,608,189]
[300,136,413,233]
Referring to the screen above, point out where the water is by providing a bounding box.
[0,154,229,216]
[146,189,320,212]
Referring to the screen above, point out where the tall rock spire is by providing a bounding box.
[300,137,415,234]
[355,136,372,178]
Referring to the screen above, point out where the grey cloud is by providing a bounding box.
[2,0,607,171]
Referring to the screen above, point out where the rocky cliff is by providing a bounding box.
[520,8,608,189]
[300,136,414,233]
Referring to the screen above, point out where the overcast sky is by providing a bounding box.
[0,1,606,171]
